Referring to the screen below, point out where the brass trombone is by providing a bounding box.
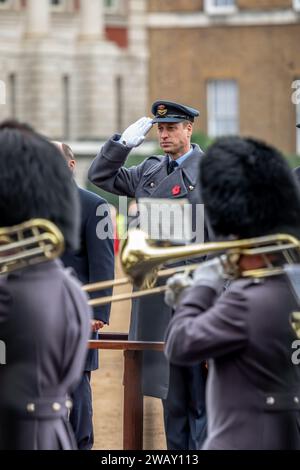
[83,229,300,307]
[0,219,65,274]
[0,222,299,308]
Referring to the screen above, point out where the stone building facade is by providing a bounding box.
[0,0,148,141]
[1,0,300,158]
[147,0,300,155]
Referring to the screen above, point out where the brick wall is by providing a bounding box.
[148,0,292,13]
[148,0,203,13]
[149,24,300,154]
[238,0,292,10]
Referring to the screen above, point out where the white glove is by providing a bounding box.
[192,257,225,295]
[120,117,153,148]
[164,272,193,309]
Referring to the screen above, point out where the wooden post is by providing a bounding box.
[88,337,164,450]
[123,350,143,450]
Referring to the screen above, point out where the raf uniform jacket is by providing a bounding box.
[165,276,300,449]
[88,135,205,398]
[0,261,91,450]
[62,187,114,371]
[88,135,202,204]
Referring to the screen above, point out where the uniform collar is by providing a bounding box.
[168,146,194,166]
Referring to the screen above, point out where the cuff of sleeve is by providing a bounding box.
[102,134,132,163]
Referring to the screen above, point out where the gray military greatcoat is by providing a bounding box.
[88,135,205,398]
[165,276,300,449]
[0,260,91,450]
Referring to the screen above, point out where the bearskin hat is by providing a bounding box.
[200,136,300,239]
[0,120,80,250]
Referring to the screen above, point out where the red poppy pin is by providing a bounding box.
[172,185,181,196]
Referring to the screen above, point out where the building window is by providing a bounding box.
[204,0,236,15]
[293,0,300,12]
[207,79,239,137]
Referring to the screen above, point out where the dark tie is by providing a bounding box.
[168,160,178,175]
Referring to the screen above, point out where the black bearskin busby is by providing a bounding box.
[0,120,80,249]
[200,136,300,239]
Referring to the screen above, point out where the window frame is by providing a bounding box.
[204,0,237,16]
[207,79,239,138]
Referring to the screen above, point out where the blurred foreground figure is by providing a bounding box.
[165,137,300,450]
[0,121,90,450]
[54,141,114,450]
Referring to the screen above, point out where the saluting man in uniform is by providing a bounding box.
[88,101,207,450]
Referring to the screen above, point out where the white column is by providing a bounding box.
[128,0,148,56]
[80,0,104,40]
[26,0,50,37]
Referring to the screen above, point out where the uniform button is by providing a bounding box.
[294,396,299,404]
[27,403,35,413]
[52,402,61,412]
[188,185,194,191]
[266,396,275,405]
[150,182,155,188]
[65,399,73,409]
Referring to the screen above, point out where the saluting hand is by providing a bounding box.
[120,117,153,148]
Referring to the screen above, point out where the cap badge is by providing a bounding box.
[157,105,168,117]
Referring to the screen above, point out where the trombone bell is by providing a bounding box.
[0,219,65,274]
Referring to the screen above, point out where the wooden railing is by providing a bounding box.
[88,333,164,450]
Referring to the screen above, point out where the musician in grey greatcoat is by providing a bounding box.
[88,101,208,450]
[165,136,300,450]
[54,142,114,450]
[0,121,90,450]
